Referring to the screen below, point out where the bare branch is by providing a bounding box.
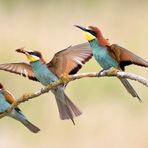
[0,70,147,119]
[70,70,148,87]
[0,79,63,119]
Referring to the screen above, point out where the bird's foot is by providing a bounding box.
[97,69,106,76]
[106,67,120,76]
[60,74,71,84]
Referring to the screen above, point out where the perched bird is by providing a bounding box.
[75,25,148,102]
[0,43,92,124]
[0,83,40,133]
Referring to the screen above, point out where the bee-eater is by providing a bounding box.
[0,83,40,133]
[75,25,148,102]
[0,43,92,124]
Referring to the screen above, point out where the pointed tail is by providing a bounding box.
[9,109,40,133]
[119,78,142,102]
[52,87,82,125]
[20,119,40,133]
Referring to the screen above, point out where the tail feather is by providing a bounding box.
[21,120,40,133]
[56,99,75,125]
[9,109,40,133]
[119,78,142,102]
[53,88,82,124]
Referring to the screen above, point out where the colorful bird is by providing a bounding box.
[0,83,40,133]
[75,25,148,102]
[0,43,92,124]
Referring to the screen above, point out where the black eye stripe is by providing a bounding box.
[28,52,34,55]
[88,30,97,37]
[28,52,41,57]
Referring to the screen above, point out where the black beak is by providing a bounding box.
[74,25,88,32]
[74,25,97,37]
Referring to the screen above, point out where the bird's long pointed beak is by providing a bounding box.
[16,48,28,55]
[74,25,88,32]
[16,48,41,62]
[74,25,96,41]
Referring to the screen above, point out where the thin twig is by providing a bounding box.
[0,70,147,119]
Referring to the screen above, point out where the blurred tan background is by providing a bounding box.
[0,0,148,147]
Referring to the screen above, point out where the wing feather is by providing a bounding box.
[2,89,15,104]
[47,42,92,77]
[109,44,148,70]
[0,63,38,81]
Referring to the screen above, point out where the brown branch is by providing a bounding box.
[0,79,63,119]
[0,70,147,119]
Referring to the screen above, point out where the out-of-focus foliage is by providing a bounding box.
[0,0,148,148]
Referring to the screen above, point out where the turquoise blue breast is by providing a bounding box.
[90,39,118,70]
[30,60,58,86]
[0,90,10,112]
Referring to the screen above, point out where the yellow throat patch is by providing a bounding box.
[27,55,39,62]
[83,31,96,41]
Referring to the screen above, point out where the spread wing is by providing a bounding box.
[0,63,38,81]
[109,44,148,70]
[47,42,92,77]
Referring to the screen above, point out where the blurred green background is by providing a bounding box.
[0,0,148,147]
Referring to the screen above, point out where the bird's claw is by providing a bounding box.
[106,67,120,75]
[97,69,105,76]
[60,74,70,84]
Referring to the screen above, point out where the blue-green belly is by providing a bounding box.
[30,61,58,86]
[90,39,118,70]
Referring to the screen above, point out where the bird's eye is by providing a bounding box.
[88,30,97,37]
[28,52,34,55]
[29,52,41,58]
